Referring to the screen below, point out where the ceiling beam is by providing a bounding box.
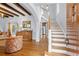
[0,14,9,17]
[0,11,14,17]
[1,3,25,16]
[0,7,19,16]
[14,3,31,16]
[3,15,9,17]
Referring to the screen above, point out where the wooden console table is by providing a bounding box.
[16,30,32,41]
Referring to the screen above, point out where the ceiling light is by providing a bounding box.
[1,13,4,17]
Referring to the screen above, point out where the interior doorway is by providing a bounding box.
[41,22,48,39]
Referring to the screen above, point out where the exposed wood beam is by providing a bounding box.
[0,7,19,16]
[14,3,31,16]
[0,14,9,17]
[0,11,13,17]
[1,3,25,16]
[3,15,9,17]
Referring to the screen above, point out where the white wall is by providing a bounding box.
[0,17,8,32]
[48,3,57,21]
[48,3,67,35]
[56,3,67,35]
[0,15,37,40]
[22,3,41,42]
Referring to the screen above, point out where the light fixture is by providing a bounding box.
[0,13,4,17]
[1,13,4,17]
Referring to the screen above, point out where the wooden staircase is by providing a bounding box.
[45,21,79,56]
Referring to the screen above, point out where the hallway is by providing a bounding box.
[0,3,79,56]
[0,19,79,56]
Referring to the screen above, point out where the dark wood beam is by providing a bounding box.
[14,3,31,16]
[3,15,9,17]
[0,7,19,16]
[0,11,14,17]
[1,3,25,16]
[0,14,9,17]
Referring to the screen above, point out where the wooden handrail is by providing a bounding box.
[48,16,51,30]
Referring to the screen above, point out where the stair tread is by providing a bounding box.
[52,37,65,39]
[52,41,79,46]
[51,31,62,32]
[52,35,65,37]
[52,39,65,41]
[52,43,66,47]
[52,46,79,54]
[52,35,78,41]
[45,51,68,56]
[52,33,78,36]
[51,33,64,35]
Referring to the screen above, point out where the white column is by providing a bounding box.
[41,22,42,38]
[35,22,41,42]
[48,29,52,52]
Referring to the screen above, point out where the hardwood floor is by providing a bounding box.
[0,36,48,56]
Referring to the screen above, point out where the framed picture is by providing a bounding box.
[23,21,31,28]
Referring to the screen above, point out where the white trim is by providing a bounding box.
[35,39,40,42]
